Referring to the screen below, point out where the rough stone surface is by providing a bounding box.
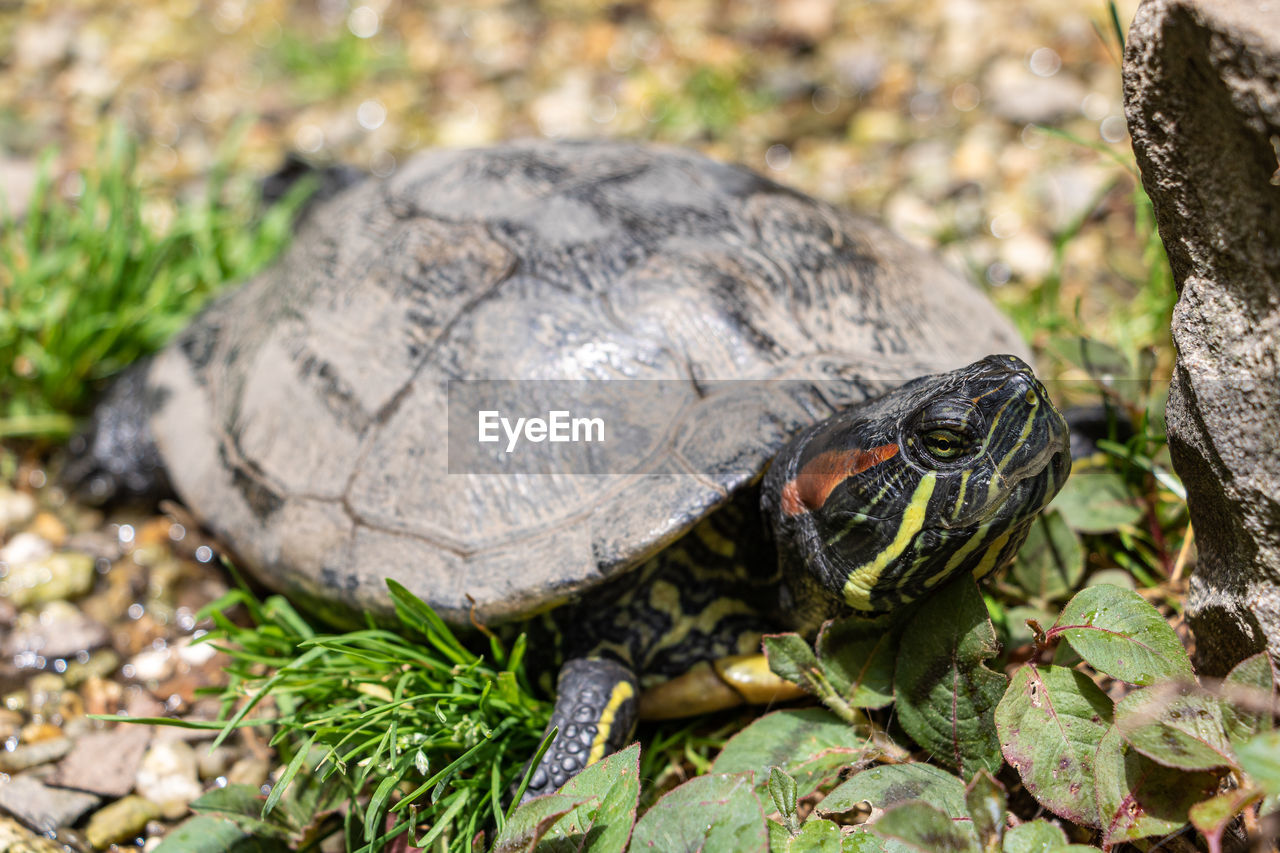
[0,738,72,773]
[1124,0,1280,673]
[0,774,99,833]
[50,725,151,797]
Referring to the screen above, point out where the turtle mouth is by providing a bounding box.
[940,442,1069,531]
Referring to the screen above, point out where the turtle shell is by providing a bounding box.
[144,140,1027,624]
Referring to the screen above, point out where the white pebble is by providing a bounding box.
[128,648,174,682]
[135,741,203,820]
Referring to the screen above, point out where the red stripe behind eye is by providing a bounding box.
[781,443,899,515]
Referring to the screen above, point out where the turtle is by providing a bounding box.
[67,140,1071,798]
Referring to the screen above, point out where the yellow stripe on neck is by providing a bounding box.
[842,472,937,610]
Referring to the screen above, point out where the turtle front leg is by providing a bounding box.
[521,658,638,801]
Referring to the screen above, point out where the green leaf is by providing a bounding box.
[1093,725,1221,846]
[364,774,401,842]
[1188,786,1263,841]
[494,744,640,853]
[769,766,799,832]
[764,633,821,687]
[492,796,578,853]
[818,764,967,819]
[1114,685,1235,770]
[188,785,293,840]
[816,615,897,709]
[1000,821,1066,853]
[894,574,1007,777]
[768,817,845,852]
[1048,584,1193,685]
[152,815,291,853]
[995,664,1113,828]
[711,708,870,799]
[1236,729,1280,797]
[536,743,641,853]
[1052,473,1143,534]
[963,770,1006,851]
[263,733,317,818]
[629,772,767,852]
[1011,512,1083,603]
[867,801,978,853]
[842,831,889,853]
[1221,652,1277,744]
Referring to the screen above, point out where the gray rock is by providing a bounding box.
[0,774,98,833]
[3,601,109,661]
[0,738,72,773]
[50,725,151,797]
[1124,0,1280,674]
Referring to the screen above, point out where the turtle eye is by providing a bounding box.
[921,428,968,461]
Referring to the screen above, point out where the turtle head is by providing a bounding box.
[763,354,1070,628]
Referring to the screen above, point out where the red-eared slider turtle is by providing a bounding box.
[68,140,1070,797]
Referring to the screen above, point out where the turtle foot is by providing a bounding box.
[519,657,638,802]
[61,359,172,505]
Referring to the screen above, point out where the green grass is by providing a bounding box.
[0,126,312,440]
[644,63,776,141]
[267,29,407,103]
[106,578,551,852]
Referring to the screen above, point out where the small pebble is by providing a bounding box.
[226,755,269,788]
[20,721,64,745]
[0,736,72,772]
[0,488,37,534]
[0,532,53,566]
[64,649,121,689]
[3,600,110,660]
[128,647,175,683]
[80,675,124,716]
[134,740,202,819]
[3,552,95,608]
[196,744,238,780]
[175,635,217,667]
[28,511,67,547]
[85,795,162,849]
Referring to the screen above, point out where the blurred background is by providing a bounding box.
[0,0,1157,362]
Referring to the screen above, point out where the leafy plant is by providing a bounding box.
[502,581,1279,852]
[0,126,311,439]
